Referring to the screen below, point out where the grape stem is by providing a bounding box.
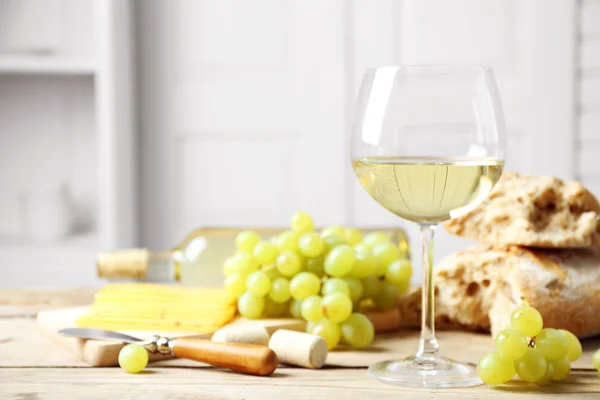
[416,224,439,357]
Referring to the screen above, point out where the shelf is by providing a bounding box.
[0,55,95,75]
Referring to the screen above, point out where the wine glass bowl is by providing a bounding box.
[351,66,506,388]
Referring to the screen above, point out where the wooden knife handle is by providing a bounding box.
[172,337,278,376]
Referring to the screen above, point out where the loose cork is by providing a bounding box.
[212,325,270,346]
[268,329,328,369]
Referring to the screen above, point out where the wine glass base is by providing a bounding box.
[368,354,482,388]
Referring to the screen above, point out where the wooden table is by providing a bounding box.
[1,289,599,399]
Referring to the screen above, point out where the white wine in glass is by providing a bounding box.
[351,66,506,388]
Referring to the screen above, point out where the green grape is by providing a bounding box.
[477,351,515,385]
[231,252,259,277]
[290,272,321,300]
[559,329,582,362]
[262,265,282,281]
[301,295,324,322]
[263,297,288,317]
[291,211,314,234]
[343,277,364,303]
[353,242,372,252]
[511,305,543,337]
[535,328,568,360]
[372,242,400,272]
[235,231,262,253]
[321,292,353,323]
[269,277,291,303]
[237,292,265,319]
[223,256,236,276]
[276,250,303,277]
[324,245,355,277]
[323,234,348,255]
[276,230,299,252]
[252,241,278,265]
[375,282,398,310]
[593,349,600,371]
[341,313,374,349]
[536,363,554,385]
[514,348,547,382]
[118,344,149,373]
[289,298,303,318]
[321,225,345,238]
[344,227,363,246]
[494,328,528,360]
[362,232,391,247]
[361,275,381,299]
[351,247,377,278]
[550,356,571,381]
[245,271,271,297]
[304,256,325,277]
[310,319,341,350]
[298,233,325,257]
[224,273,245,298]
[321,278,350,296]
[385,259,412,285]
[395,279,411,295]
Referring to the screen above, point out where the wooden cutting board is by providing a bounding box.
[37,307,600,369]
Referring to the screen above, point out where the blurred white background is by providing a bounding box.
[0,0,597,287]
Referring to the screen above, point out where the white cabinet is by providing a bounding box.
[0,0,136,287]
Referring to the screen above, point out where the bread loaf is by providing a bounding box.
[398,245,600,338]
[444,172,600,248]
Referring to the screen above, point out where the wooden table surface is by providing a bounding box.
[1,289,599,399]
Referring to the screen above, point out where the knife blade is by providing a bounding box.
[59,328,144,344]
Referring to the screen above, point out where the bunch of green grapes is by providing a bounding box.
[478,304,582,385]
[222,211,412,350]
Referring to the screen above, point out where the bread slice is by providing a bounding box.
[443,172,600,248]
[398,245,600,338]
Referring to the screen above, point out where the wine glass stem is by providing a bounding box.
[417,223,439,357]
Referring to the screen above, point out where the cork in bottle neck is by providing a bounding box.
[97,249,150,279]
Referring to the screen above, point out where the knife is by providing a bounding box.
[58,328,278,376]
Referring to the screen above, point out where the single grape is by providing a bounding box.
[559,329,582,362]
[291,211,314,234]
[324,245,355,278]
[118,344,149,373]
[245,271,271,297]
[385,259,412,285]
[289,298,303,318]
[223,256,236,276]
[372,242,400,273]
[224,273,245,298]
[310,319,341,350]
[550,356,571,381]
[593,349,600,371]
[344,227,363,246]
[351,247,377,278]
[535,328,569,360]
[375,282,398,310]
[361,275,381,299]
[276,250,303,277]
[231,252,259,277]
[237,292,265,319]
[290,272,321,300]
[303,255,324,277]
[321,292,353,323]
[536,363,554,385]
[494,328,528,360]
[343,277,364,303]
[514,347,547,382]
[235,231,262,253]
[477,351,515,385]
[263,297,288,317]
[276,230,299,252]
[252,241,278,265]
[362,232,391,247]
[322,278,350,296]
[301,295,324,322]
[269,277,291,303]
[341,313,374,349]
[298,232,326,258]
[321,225,346,238]
[323,234,348,255]
[511,305,543,337]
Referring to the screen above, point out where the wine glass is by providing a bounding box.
[351,66,506,388]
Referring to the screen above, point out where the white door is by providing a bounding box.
[350,0,576,262]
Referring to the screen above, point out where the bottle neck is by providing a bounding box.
[97,248,179,282]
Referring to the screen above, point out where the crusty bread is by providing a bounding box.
[443,172,600,248]
[398,245,600,338]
